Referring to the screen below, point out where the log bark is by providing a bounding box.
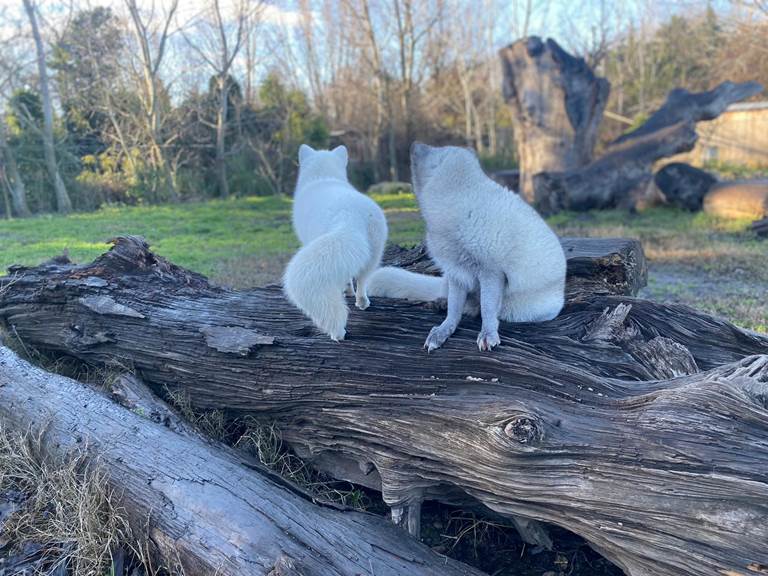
[0,344,483,576]
[752,216,768,237]
[499,37,610,202]
[2,237,768,576]
[653,162,717,211]
[499,36,763,214]
[383,237,648,300]
[703,179,768,220]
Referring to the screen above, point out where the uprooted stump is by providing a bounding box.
[1,236,768,576]
[499,36,763,213]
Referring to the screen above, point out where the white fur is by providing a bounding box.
[283,144,388,341]
[367,267,447,300]
[369,143,566,351]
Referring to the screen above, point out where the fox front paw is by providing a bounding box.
[355,294,370,310]
[476,328,500,351]
[424,324,452,352]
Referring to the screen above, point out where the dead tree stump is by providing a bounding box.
[499,37,610,203]
[500,36,763,213]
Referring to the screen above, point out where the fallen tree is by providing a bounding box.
[0,344,484,576]
[704,179,768,220]
[752,216,768,237]
[2,237,768,576]
[499,37,763,213]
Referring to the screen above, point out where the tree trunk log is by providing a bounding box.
[2,237,768,576]
[499,37,610,203]
[752,216,768,237]
[703,179,768,220]
[0,344,483,576]
[499,35,763,214]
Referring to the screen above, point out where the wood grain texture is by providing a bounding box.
[0,345,483,576]
[1,237,767,576]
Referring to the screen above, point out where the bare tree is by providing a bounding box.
[0,119,31,217]
[22,0,72,214]
[343,0,398,180]
[125,0,180,202]
[392,0,443,157]
[184,0,256,198]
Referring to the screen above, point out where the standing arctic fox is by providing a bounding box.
[283,144,388,341]
[368,142,565,352]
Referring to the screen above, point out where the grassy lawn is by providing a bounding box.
[1,194,765,332]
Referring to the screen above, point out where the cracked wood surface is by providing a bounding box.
[0,345,483,576]
[1,236,767,576]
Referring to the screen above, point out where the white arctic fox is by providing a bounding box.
[283,144,388,341]
[368,142,566,352]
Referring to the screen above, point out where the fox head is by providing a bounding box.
[297,144,349,183]
[409,142,481,197]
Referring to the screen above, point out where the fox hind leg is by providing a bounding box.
[425,278,468,352]
[354,265,374,310]
[476,272,504,351]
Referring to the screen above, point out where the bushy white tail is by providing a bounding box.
[283,226,370,341]
[367,267,446,301]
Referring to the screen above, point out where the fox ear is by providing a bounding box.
[298,144,314,164]
[331,145,348,166]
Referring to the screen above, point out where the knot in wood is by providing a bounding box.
[504,416,543,444]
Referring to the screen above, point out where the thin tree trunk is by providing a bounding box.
[0,120,31,217]
[216,77,230,198]
[125,0,179,203]
[22,0,72,214]
[1,169,12,219]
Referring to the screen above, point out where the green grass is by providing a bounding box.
[0,193,424,286]
[1,194,765,331]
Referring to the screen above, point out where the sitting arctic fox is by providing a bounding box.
[283,144,388,341]
[368,142,565,352]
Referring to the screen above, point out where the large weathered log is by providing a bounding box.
[2,237,768,576]
[499,36,763,213]
[499,37,610,203]
[752,216,768,237]
[0,344,483,576]
[704,179,768,220]
[382,237,648,299]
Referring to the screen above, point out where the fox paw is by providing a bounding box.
[424,325,452,352]
[477,328,500,351]
[328,327,346,342]
[320,314,347,342]
[355,294,370,310]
